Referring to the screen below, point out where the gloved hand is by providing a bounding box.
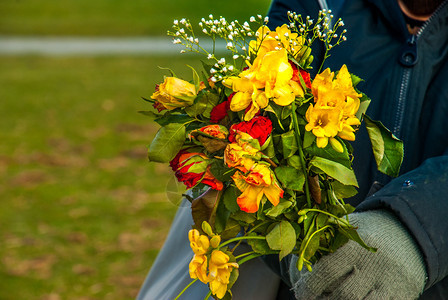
[288,210,427,299]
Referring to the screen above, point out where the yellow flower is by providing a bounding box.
[307,65,362,149]
[151,77,197,110]
[228,48,294,120]
[189,254,209,284]
[188,229,210,255]
[305,104,343,148]
[232,163,284,213]
[208,250,239,299]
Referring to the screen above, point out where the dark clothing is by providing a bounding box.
[268,0,448,298]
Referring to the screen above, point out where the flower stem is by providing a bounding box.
[303,209,351,227]
[291,101,312,208]
[174,278,198,300]
[203,290,212,300]
[237,253,263,265]
[218,236,265,249]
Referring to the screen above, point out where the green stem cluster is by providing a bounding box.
[290,101,312,208]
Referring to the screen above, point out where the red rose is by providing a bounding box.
[289,61,312,89]
[229,116,273,146]
[170,149,223,190]
[210,94,232,123]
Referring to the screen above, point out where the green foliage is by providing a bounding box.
[266,221,296,261]
[309,157,358,187]
[148,123,186,162]
[274,166,305,192]
[364,115,404,177]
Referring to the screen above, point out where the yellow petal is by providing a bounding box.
[237,185,264,213]
[316,137,329,148]
[230,92,252,112]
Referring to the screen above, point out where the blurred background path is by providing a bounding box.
[0,36,226,55]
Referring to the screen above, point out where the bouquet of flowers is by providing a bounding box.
[143,10,403,299]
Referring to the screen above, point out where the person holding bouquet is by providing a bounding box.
[137,0,448,299]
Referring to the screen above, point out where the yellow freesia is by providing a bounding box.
[151,77,197,110]
[307,65,362,149]
[232,163,283,213]
[305,104,343,148]
[208,250,239,299]
[189,254,209,284]
[188,229,210,255]
[228,48,294,120]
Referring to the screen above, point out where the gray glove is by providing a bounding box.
[289,210,427,299]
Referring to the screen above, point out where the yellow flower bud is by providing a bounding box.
[210,235,222,248]
[151,77,197,110]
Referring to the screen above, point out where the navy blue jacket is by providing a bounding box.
[268,0,448,298]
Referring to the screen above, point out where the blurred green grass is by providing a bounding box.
[0,0,271,36]
[0,0,274,299]
[0,55,209,299]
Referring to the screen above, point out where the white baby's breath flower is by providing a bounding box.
[179,28,185,34]
[210,68,216,74]
[207,54,213,60]
[241,46,247,51]
[209,14,213,19]
[264,16,269,23]
[195,38,199,43]
[257,14,262,19]
[228,65,234,71]
[203,29,208,34]
[218,58,226,64]
[173,20,179,25]
[227,42,233,48]
[233,54,239,59]
[250,16,256,22]
[180,50,186,53]
[211,77,217,82]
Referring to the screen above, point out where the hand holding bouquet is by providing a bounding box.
[143,11,403,299]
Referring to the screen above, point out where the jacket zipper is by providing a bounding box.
[393,1,447,138]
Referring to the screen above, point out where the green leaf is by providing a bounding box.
[231,210,256,225]
[222,186,241,213]
[247,233,277,254]
[327,203,356,217]
[304,231,323,260]
[200,92,220,118]
[281,131,298,159]
[309,157,358,187]
[215,194,231,233]
[338,227,377,253]
[287,155,302,169]
[350,73,363,87]
[356,94,371,120]
[265,200,293,217]
[209,160,236,182]
[303,130,316,149]
[331,180,358,199]
[266,221,296,261]
[305,141,352,168]
[148,123,186,163]
[274,166,305,192]
[154,114,194,126]
[220,218,242,240]
[363,115,404,177]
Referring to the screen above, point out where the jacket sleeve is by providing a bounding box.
[357,154,448,289]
